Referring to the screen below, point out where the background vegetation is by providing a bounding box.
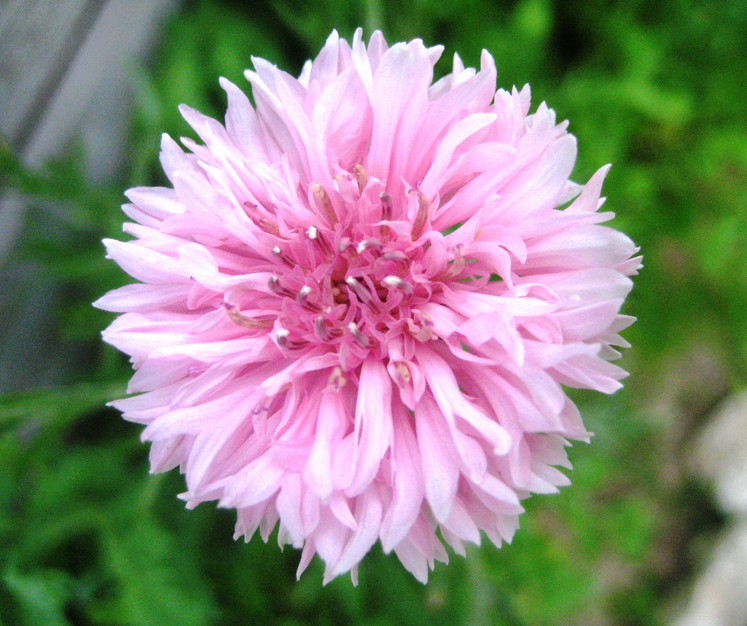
[2,0,746,623]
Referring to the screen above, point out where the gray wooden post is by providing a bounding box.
[0,0,180,391]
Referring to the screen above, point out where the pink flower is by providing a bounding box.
[96,29,640,584]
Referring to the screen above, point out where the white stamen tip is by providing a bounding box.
[276,328,289,338]
[338,237,352,253]
[299,285,311,296]
[307,226,318,239]
[383,275,413,295]
[347,321,370,347]
[272,246,281,254]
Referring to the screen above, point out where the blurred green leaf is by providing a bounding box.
[2,568,73,626]
[0,382,124,431]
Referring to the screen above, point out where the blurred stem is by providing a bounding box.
[364,0,384,33]
[138,472,169,513]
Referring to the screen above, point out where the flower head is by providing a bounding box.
[96,29,640,584]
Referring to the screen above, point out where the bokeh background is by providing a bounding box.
[2,0,747,624]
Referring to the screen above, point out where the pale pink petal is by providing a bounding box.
[103,239,188,285]
[304,389,349,499]
[93,283,191,312]
[367,40,436,185]
[380,406,424,551]
[346,358,393,496]
[415,394,460,523]
[328,490,383,579]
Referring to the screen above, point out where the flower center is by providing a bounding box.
[268,221,422,355]
[231,170,457,363]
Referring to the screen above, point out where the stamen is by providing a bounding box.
[268,275,296,298]
[382,275,414,296]
[315,316,331,341]
[379,191,393,239]
[307,225,334,257]
[379,192,392,221]
[383,250,408,264]
[328,366,347,390]
[411,188,430,240]
[311,182,337,226]
[347,322,370,348]
[352,164,368,193]
[338,237,353,253]
[433,245,467,281]
[243,201,282,237]
[407,314,434,342]
[346,276,374,304]
[272,245,294,267]
[393,361,411,386]
[356,238,382,254]
[276,327,309,350]
[314,316,342,341]
[296,285,322,312]
[223,303,275,329]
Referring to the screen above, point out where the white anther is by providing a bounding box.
[296,285,322,312]
[346,276,373,303]
[347,322,370,347]
[276,328,290,348]
[356,238,382,254]
[338,237,352,253]
[383,250,408,262]
[311,182,337,226]
[383,275,414,296]
[328,366,347,390]
[379,192,393,221]
[271,246,294,267]
[275,327,309,350]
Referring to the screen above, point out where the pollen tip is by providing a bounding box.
[328,366,347,390]
[339,238,352,253]
[347,322,370,347]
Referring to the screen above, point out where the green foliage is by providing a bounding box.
[2,0,746,624]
